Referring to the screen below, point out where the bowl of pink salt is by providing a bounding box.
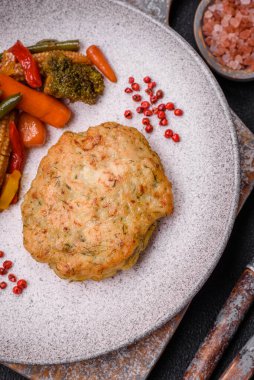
[194,0,254,81]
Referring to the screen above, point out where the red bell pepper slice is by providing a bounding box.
[9,120,25,173]
[9,120,25,204]
[9,40,42,88]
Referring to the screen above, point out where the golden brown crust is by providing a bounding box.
[22,122,173,281]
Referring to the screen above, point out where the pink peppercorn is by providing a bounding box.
[124,110,132,119]
[131,83,140,91]
[141,101,150,109]
[144,109,153,117]
[145,88,153,95]
[8,274,17,282]
[174,109,183,116]
[0,268,7,275]
[164,129,173,138]
[0,281,7,289]
[165,102,175,111]
[148,81,156,89]
[3,260,13,270]
[142,118,150,125]
[158,111,166,119]
[136,106,144,114]
[160,118,168,126]
[172,133,180,142]
[158,103,166,111]
[143,76,151,83]
[145,124,153,133]
[17,279,27,289]
[150,95,158,104]
[13,286,23,295]
[132,94,142,102]
[156,90,163,99]
[124,87,133,94]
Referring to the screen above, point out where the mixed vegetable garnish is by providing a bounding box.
[0,38,117,211]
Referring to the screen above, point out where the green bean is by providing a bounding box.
[0,93,22,120]
[28,40,80,54]
[35,39,59,45]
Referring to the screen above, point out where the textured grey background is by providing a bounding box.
[1,0,254,378]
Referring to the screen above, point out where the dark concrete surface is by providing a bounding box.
[1,1,253,379]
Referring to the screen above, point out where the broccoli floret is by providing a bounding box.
[43,53,104,104]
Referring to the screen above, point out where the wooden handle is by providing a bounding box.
[219,354,254,380]
[182,268,254,380]
[219,348,254,380]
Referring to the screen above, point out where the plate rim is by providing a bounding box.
[1,0,241,365]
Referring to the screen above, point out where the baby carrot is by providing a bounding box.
[0,74,71,128]
[86,45,117,83]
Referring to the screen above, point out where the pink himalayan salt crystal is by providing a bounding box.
[236,10,243,19]
[221,14,232,27]
[223,4,235,16]
[227,60,240,70]
[235,54,243,63]
[222,53,230,63]
[203,22,214,35]
[213,46,226,56]
[221,38,231,47]
[202,0,254,71]
[204,10,213,19]
[240,29,252,39]
[216,3,224,12]
[230,17,241,28]
[205,36,213,46]
[213,10,222,21]
[215,24,223,31]
[249,37,254,47]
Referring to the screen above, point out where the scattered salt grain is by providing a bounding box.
[202,0,254,71]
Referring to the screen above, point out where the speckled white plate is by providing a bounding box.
[0,0,240,365]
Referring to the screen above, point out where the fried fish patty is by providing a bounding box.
[22,122,173,281]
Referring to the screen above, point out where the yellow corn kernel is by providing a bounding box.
[33,51,92,66]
